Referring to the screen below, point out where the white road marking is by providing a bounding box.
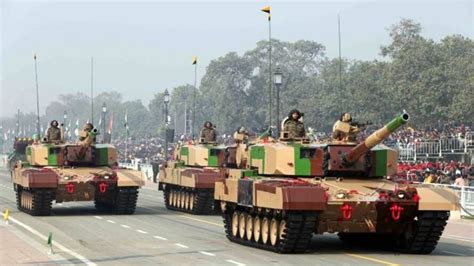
[4,214,96,266]
[106,220,116,224]
[120,224,131,229]
[226,259,246,266]
[199,251,216,256]
[441,250,465,256]
[136,229,148,234]
[94,216,103,220]
[174,243,189,248]
[442,235,474,243]
[153,235,168,240]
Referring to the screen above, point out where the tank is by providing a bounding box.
[10,128,144,216]
[214,112,459,253]
[158,142,225,214]
[8,137,34,171]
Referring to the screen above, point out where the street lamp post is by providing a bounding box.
[102,103,107,143]
[274,68,282,137]
[164,89,170,160]
[63,110,67,141]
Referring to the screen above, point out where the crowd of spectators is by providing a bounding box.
[396,160,473,187]
[113,137,167,164]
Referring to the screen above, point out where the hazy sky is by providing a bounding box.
[1,0,472,117]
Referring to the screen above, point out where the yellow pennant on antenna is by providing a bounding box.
[3,209,9,222]
[192,56,197,65]
[261,6,271,20]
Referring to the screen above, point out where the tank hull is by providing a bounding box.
[159,163,222,214]
[11,165,144,216]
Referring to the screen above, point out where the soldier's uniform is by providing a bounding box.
[200,121,216,143]
[283,110,306,139]
[332,113,360,142]
[79,123,95,143]
[46,120,61,142]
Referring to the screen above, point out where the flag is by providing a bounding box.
[192,56,197,65]
[107,112,114,134]
[124,111,129,137]
[47,232,52,246]
[261,6,271,20]
[33,54,37,60]
[98,117,102,129]
[2,209,8,222]
[74,119,79,137]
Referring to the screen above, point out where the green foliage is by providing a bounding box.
[2,19,472,139]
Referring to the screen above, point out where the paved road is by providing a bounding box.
[0,169,473,265]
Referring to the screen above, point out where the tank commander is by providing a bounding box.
[283,109,306,139]
[199,121,216,143]
[233,126,249,144]
[79,122,96,143]
[332,112,360,142]
[46,120,61,142]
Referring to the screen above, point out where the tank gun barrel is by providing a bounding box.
[343,112,410,165]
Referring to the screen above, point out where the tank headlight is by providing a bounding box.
[64,176,70,180]
[397,191,406,199]
[104,175,110,180]
[336,192,346,199]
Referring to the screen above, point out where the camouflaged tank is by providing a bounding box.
[215,112,458,254]
[158,141,225,214]
[11,128,144,216]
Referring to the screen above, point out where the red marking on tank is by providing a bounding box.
[340,204,353,220]
[324,192,329,201]
[412,193,420,202]
[349,189,358,194]
[99,182,108,193]
[378,191,389,200]
[390,203,404,221]
[65,183,75,193]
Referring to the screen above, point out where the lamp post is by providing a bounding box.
[274,67,282,137]
[102,103,107,143]
[63,110,67,141]
[164,89,170,160]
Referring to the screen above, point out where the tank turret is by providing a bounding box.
[26,128,117,167]
[342,112,409,165]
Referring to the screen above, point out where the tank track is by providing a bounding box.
[16,188,54,216]
[223,206,318,253]
[397,211,449,254]
[164,186,214,215]
[114,188,139,214]
[94,187,139,214]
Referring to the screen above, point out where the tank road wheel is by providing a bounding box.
[114,187,139,214]
[172,190,178,207]
[16,188,22,211]
[261,217,270,244]
[18,189,53,216]
[180,191,186,209]
[239,212,247,238]
[189,192,195,211]
[246,214,254,241]
[396,211,449,254]
[253,216,262,243]
[184,192,189,210]
[278,220,287,241]
[270,218,280,246]
[177,191,183,209]
[231,211,240,237]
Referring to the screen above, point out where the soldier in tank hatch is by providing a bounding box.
[79,122,96,143]
[283,109,306,139]
[46,120,61,142]
[332,112,361,142]
[199,121,216,143]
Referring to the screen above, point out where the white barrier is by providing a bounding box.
[0,154,8,168]
[394,133,473,161]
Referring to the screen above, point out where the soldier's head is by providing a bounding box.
[50,120,59,128]
[204,121,213,129]
[288,109,302,121]
[237,126,247,134]
[83,123,94,132]
[341,113,352,122]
